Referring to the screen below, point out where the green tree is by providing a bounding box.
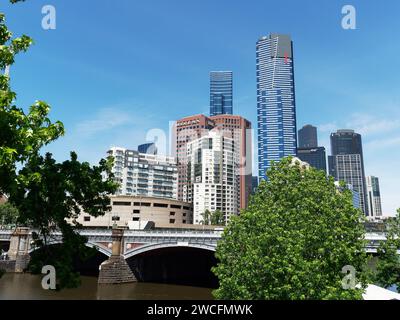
[213,157,369,300]
[374,210,400,291]
[0,202,19,226]
[210,209,225,226]
[201,209,211,225]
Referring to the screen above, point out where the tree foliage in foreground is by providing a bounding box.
[375,210,400,291]
[0,202,19,225]
[1,1,118,288]
[213,157,369,300]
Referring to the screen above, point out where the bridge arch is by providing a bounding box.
[28,240,112,257]
[124,242,216,260]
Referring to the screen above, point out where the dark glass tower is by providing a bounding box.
[328,130,368,215]
[256,34,297,180]
[297,147,327,173]
[298,124,318,148]
[210,71,233,116]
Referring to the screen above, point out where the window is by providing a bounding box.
[133,202,141,206]
[154,203,168,208]
[141,202,151,207]
[84,216,90,222]
[133,210,140,214]
[112,216,120,221]
[170,212,175,216]
[183,206,190,210]
[169,219,176,224]
[132,217,139,222]
[113,201,131,206]
[170,204,182,209]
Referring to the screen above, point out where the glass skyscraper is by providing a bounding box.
[210,71,233,116]
[328,130,369,215]
[256,34,297,180]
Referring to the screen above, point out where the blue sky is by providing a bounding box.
[3,0,400,215]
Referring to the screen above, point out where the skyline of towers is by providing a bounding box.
[256,34,297,181]
[328,129,369,215]
[104,32,385,218]
[210,71,233,116]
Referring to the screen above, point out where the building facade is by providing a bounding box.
[186,131,239,225]
[173,114,252,210]
[256,34,297,181]
[210,71,233,116]
[108,147,177,200]
[366,176,383,218]
[297,147,327,173]
[74,196,193,228]
[298,124,318,148]
[328,130,368,215]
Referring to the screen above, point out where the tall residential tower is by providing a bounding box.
[256,34,297,180]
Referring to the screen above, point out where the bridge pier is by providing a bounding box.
[6,227,31,273]
[98,227,137,284]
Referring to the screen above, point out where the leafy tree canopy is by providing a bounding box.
[0,202,19,226]
[213,157,369,300]
[375,210,400,291]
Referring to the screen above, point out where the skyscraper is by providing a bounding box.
[328,130,368,215]
[256,34,297,180]
[297,124,326,172]
[210,71,233,116]
[298,124,318,148]
[366,176,383,218]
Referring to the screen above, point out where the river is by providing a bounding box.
[0,274,213,300]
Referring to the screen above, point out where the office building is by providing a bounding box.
[328,130,368,215]
[210,71,233,116]
[256,34,297,180]
[297,147,327,173]
[366,176,383,218]
[298,124,318,148]
[138,143,157,155]
[108,147,177,200]
[186,131,239,225]
[173,114,252,209]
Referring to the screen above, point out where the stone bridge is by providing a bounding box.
[0,227,392,284]
[0,227,222,284]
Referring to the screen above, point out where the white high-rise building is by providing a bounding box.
[186,131,239,225]
[107,147,177,200]
[366,176,383,218]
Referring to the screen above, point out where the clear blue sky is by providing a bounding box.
[3,0,400,215]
